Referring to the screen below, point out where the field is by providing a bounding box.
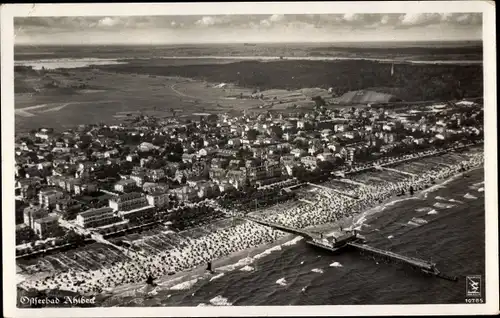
[14,67,264,132]
[15,42,483,132]
[15,64,335,132]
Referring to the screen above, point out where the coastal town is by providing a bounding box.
[16,96,484,297]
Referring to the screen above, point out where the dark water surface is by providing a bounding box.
[100,168,485,306]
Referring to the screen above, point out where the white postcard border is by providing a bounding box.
[2,2,498,317]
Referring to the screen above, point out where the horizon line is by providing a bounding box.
[15,39,483,47]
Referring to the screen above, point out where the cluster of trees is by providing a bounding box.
[310,44,482,57]
[101,59,483,102]
[14,65,36,73]
[15,227,39,245]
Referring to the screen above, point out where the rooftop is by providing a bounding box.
[34,214,59,224]
[79,207,114,218]
[110,192,143,202]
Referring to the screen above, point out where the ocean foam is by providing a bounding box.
[411,217,428,225]
[478,187,484,192]
[387,235,394,239]
[276,278,287,286]
[311,268,324,274]
[329,262,342,268]
[300,261,305,265]
[253,245,282,260]
[448,198,464,204]
[239,265,254,272]
[427,209,438,215]
[464,193,478,199]
[415,207,432,213]
[407,221,420,227]
[209,273,225,282]
[435,196,448,201]
[170,278,199,290]
[209,295,232,306]
[433,202,455,209]
[217,257,252,272]
[148,288,158,296]
[282,236,303,247]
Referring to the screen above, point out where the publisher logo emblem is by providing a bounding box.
[466,275,481,297]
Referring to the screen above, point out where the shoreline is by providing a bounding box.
[106,232,299,298]
[17,151,484,298]
[15,56,483,69]
[83,164,485,299]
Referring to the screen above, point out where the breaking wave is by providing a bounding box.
[209,273,225,282]
[239,265,254,272]
[427,209,439,215]
[329,262,343,268]
[415,207,432,213]
[276,278,287,286]
[282,236,303,247]
[433,202,455,209]
[464,193,478,199]
[209,295,232,306]
[311,268,324,274]
[254,245,282,260]
[217,257,252,272]
[170,278,199,291]
[411,217,428,225]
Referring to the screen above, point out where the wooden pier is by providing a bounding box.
[245,217,457,282]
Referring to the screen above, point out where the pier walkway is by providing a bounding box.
[244,217,457,280]
[244,216,316,240]
[348,242,434,271]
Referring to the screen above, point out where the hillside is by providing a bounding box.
[98,59,483,102]
[334,90,400,104]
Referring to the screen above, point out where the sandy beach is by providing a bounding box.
[99,162,485,299]
[17,149,483,297]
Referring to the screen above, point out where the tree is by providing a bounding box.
[269,125,283,139]
[246,129,258,141]
[312,96,326,107]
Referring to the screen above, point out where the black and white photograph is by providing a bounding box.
[2,2,498,317]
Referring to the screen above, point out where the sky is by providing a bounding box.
[14,13,483,45]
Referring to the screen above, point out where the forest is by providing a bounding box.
[100,59,483,102]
